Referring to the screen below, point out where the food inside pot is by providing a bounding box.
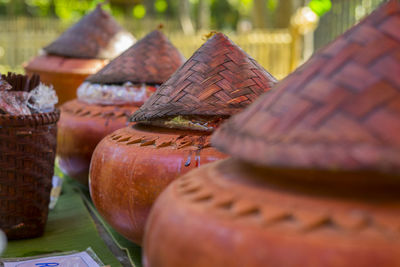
[77,81,158,105]
[143,115,226,132]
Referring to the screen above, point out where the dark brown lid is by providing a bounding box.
[212,0,400,173]
[43,4,135,59]
[86,30,185,85]
[131,32,277,122]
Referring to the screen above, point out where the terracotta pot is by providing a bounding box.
[143,158,400,267]
[57,99,137,185]
[24,55,108,106]
[89,124,227,244]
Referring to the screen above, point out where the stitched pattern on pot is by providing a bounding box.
[61,100,135,120]
[109,130,212,150]
[174,169,400,239]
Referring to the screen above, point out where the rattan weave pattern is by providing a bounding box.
[43,4,134,59]
[0,110,60,239]
[212,0,400,173]
[1,73,40,92]
[131,33,277,122]
[86,30,185,85]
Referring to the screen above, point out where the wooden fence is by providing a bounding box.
[0,17,294,79]
[314,0,388,50]
[0,1,392,77]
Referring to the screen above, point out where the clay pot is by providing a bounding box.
[24,55,108,106]
[89,32,276,245]
[143,158,400,267]
[143,2,400,265]
[56,29,185,185]
[57,99,137,184]
[89,124,227,244]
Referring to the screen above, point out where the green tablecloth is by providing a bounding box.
[78,181,142,267]
[2,177,142,267]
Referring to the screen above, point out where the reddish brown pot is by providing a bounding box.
[57,99,137,185]
[89,124,227,244]
[24,55,108,106]
[144,158,400,267]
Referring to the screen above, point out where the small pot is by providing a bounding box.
[143,158,400,267]
[89,124,227,244]
[24,55,108,106]
[57,99,137,185]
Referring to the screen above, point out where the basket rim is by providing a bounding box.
[0,109,60,127]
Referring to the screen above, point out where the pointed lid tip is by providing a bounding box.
[85,29,185,85]
[202,31,219,41]
[130,32,277,123]
[43,4,135,59]
[212,0,400,174]
[157,23,164,30]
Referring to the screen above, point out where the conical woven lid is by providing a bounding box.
[131,33,277,122]
[212,0,400,173]
[43,4,135,59]
[86,30,185,84]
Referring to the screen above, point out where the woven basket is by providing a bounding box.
[0,110,60,240]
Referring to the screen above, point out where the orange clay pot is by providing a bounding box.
[57,99,137,185]
[24,55,108,106]
[89,124,227,244]
[143,158,400,267]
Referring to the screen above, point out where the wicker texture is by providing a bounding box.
[131,33,277,122]
[43,4,135,59]
[0,110,60,239]
[0,73,41,115]
[1,73,40,92]
[212,0,400,174]
[0,78,11,91]
[87,30,185,85]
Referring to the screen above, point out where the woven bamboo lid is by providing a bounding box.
[43,4,135,59]
[212,0,400,173]
[86,30,185,85]
[131,32,277,122]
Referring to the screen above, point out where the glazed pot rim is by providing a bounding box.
[62,99,142,109]
[218,158,400,198]
[23,54,108,75]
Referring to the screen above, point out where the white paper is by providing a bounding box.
[3,251,101,267]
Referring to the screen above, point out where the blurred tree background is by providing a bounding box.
[0,0,387,39]
[0,0,318,32]
[0,0,388,74]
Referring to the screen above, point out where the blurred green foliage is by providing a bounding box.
[132,4,146,18]
[54,0,108,20]
[0,0,333,30]
[154,0,168,13]
[267,0,278,11]
[308,0,332,16]
[0,0,269,30]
